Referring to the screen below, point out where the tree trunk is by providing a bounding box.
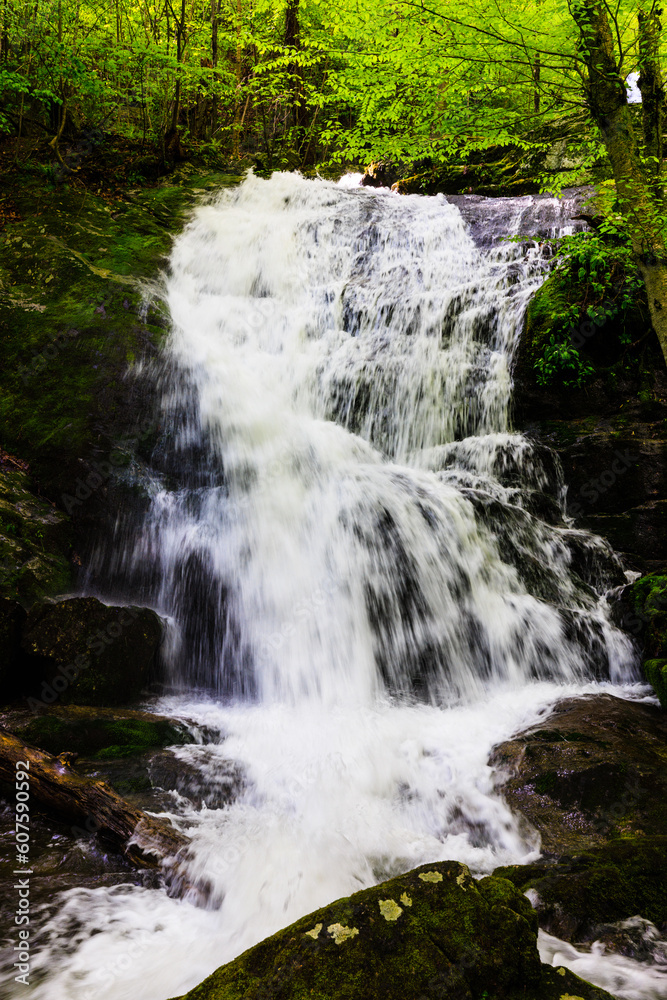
[0,729,188,870]
[284,0,299,49]
[168,0,186,137]
[637,261,667,363]
[210,0,218,138]
[284,0,305,142]
[638,3,665,174]
[571,0,667,367]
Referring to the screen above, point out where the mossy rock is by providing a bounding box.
[170,861,613,1000]
[625,572,667,659]
[0,466,71,604]
[644,658,667,708]
[6,705,194,759]
[20,596,162,706]
[490,694,667,854]
[523,272,572,361]
[495,835,667,944]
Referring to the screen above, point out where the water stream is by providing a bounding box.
[15,173,666,999]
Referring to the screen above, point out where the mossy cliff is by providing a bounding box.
[0,165,241,612]
[170,861,613,1000]
[513,217,667,705]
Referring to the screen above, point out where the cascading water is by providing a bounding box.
[17,173,659,1000]
[90,171,632,701]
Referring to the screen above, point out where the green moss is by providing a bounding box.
[16,710,194,758]
[624,575,667,690]
[643,659,667,708]
[524,272,572,359]
[0,468,71,603]
[495,836,667,940]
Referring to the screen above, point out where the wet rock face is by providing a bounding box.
[0,466,71,605]
[171,861,613,1000]
[20,596,163,706]
[550,425,667,569]
[490,694,667,855]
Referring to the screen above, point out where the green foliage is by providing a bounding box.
[535,335,595,388]
[0,0,657,173]
[532,224,646,388]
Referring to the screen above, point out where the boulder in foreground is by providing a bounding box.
[170,861,613,1000]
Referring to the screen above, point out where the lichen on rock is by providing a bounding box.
[378,899,402,921]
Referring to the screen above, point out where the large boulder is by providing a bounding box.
[490,694,667,855]
[20,596,162,706]
[170,861,613,1000]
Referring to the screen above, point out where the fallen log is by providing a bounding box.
[0,727,189,871]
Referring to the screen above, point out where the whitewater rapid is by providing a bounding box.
[12,173,665,1000]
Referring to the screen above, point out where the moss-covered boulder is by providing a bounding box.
[0,704,194,759]
[490,694,667,853]
[495,836,667,944]
[170,861,614,1000]
[622,572,667,659]
[20,596,162,706]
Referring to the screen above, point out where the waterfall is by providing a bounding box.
[91,171,634,702]
[26,173,644,1000]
